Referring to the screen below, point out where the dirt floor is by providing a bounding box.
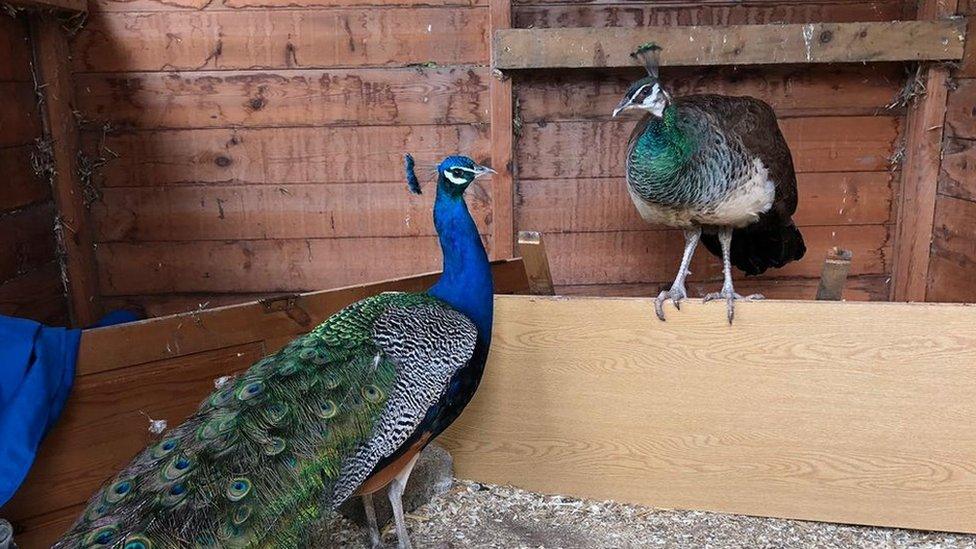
[323,479,976,548]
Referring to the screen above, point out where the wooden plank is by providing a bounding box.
[6,504,84,549]
[0,145,51,211]
[516,172,894,233]
[926,195,976,303]
[72,9,488,73]
[0,82,41,148]
[93,182,492,241]
[489,0,515,259]
[30,16,100,326]
[516,231,554,295]
[7,0,87,12]
[78,258,527,374]
[89,124,489,187]
[493,21,967,70]
[890,0,958,302]
[557,275,891,302]
[74,67,490,130]
[100,293,278,318]
[514,1,910,29]
[0,15,33,82]
[515,64,903,122]
[441,295,976,534]
[541,225,890,286]
[0,202,58,284]
[0,262,68,325]
[88,0,484,11]
[945,78,976,139]
[2,343,265,524]
[939,137,976,202]
[517,117,899,179]
[960,18,976,77]
[816,247,853,300]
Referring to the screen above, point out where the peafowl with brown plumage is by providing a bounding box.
[54,154,496,549]
[614,44,806,323]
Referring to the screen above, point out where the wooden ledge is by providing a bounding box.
[493,20,967,70]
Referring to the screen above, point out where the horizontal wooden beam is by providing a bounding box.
[442,295,976,534]
[10,0,87,12]
[493,20,967,70]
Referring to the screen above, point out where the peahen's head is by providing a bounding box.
[612,43,670,119]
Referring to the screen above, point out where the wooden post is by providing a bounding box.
[488,0,515,260]
[816,248,853,301]
[891,0,959,302]
[517,231,554,295]
[30,16,100,326]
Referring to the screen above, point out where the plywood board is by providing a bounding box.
[493,20,967,70]
[441,295,976,534]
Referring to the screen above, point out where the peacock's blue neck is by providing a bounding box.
[427,180,494,343]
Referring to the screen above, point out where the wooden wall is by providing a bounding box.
[72,0,493,317]
[927,0,976,302]
[512,0,913,300]
[0,14,68,324]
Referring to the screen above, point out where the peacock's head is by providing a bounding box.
[612,43,670,119]
[436,156,495,197]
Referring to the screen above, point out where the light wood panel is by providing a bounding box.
[516,64,903,122]
[517,116,899,179]
[89,124,489,187]
[441,295,976,534]
[72,9,488,73]
[74,67,490,129]
[93,182,493,241]
[517,172,894,233]
[542,225,890,286]
[514,0,910,29]
[493,20,967,70]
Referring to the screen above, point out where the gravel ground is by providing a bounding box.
[321,479,976,548]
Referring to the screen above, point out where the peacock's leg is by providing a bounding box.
[703,226,763,324]
[655,226,701,321]
[388,453,421,549]
[362,492,382,549]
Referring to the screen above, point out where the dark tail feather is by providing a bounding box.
[701,220,806,276]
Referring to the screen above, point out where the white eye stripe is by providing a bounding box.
[443,170,468,185]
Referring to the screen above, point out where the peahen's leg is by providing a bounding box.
[703,226,763,324]
[387,453,421,549]
[655,226,701,321]
[362,492,382,549]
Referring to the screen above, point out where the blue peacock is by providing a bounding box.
[54,155,496,549]
[614,44,806,323]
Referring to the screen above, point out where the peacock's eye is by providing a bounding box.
[451,168,464,177]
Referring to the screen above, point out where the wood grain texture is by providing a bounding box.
[2,343,265,523]
[940,137,976,202]
[0,145,51,211]
[31,16,101,326]
[7,0,87,12]
[0,82,41,148]
[517,231,554,295]
[0,263,68,324]
[516,172,893,233]
[517,116,899,179]
[514,0,910,29]
[6,504,84,549]
[0,15,32,82]
[927,195,976,303]
[945,78,976,139]
[0,202,59,284]
[88,0,483,11]
[558,274,891,302]
[440,295,976,534]
[960,18,976,77]
[89,124,489,187]
[488,0,514,259]
[74,67,490,129]
[493,21,967,70]
[92,182,493,241]
[72,9,488,73]
[541,225,890,286]
[516,64,903,122]
[100,292,279,318]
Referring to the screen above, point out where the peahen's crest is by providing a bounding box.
[632,43,662,79]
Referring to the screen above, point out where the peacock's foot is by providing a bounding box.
[702,289,764,324]
[654,284,688,321]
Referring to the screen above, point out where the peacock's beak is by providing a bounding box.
[473,165,497,178]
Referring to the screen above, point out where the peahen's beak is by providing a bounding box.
[612,98,631,118]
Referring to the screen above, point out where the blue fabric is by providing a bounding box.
[0,310,140,507]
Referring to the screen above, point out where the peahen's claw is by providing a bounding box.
[654,285,688,321]
[703,290,763,324]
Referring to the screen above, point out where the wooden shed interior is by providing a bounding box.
[1,0,975,544]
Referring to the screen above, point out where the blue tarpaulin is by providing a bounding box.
[0,311,140,507]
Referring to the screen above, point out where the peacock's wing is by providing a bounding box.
[56,291,477,549]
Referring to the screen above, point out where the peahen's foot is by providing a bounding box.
[703,288,763,324]
[654,284,688,321]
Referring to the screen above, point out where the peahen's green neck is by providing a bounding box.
[632,106,695,185]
